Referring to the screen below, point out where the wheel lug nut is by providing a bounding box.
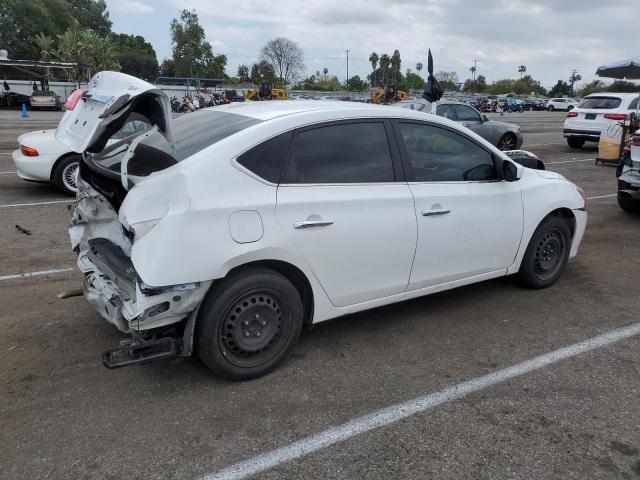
[243,331,250,337]
[260,320,266,326]
[256,332,261,337]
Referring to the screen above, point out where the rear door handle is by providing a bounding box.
[421,208,451,216]
[293,219,334,229]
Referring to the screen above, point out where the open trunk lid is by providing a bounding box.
[55,71,174,155]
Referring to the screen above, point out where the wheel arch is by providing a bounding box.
[181,259,315,357]
[49,151,81,182]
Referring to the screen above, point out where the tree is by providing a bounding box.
[369,52,379,71]
[170,10,227,79]
[434,71,459,91]
[110,34,158,80]
[549,80,571,97]
[518,65,526,78]
[405,69,425,90]
[416,62,423,74]
[0,0,111,61]
[378,54,390,84]
[237,64,250,83]
[577,80,606,97]
[323,67,328,78]
[463,75,487,93]
[250,60,276,84]
[159,58,176,77]
[346,75,367,92]
[568,71,582,96]
[608,80,640,92]
[390,49,401,83]
[261,37,305,89]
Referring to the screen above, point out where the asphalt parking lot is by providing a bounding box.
[1,109,639,480]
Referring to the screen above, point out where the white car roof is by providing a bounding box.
[583,92,639,99]
[209,100,438,123]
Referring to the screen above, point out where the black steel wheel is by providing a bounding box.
[567,138,585,149]
[517,216,571,288]
[498,133,517,151]
[196,267,303,380]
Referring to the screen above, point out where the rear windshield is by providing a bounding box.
[577,96,622,109]
[93,109,262,176]
[32,91,55,97]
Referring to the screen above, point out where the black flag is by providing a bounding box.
[422,49,443,103]
[3,80,9,92]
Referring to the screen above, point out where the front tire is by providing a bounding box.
[567,138,585,149]
[547,105,554,111]
[196,267,304,380]
[618,194,640,214]
[517,216,572,289]
[52,155,80,196]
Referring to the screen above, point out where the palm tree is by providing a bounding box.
[416,62,423,75]
[518,65,526,78]
[469,65,477,94]
[390,50,401,84]
[323,67,328,81]
[379,54,390,84]
[34,33,54,61]
[369,52,379,71]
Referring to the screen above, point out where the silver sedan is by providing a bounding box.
[397,99,523,151]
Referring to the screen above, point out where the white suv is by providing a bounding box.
[563,93,639,148]
[547,98,577,111]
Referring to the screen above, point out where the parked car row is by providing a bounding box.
[1,90,62,110]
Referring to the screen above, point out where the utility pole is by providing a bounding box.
[346,49,350,93]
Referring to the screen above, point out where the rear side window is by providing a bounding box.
[397,122,497,182]
[628,98,638,110]
[577,97,622,109]
[436,104,456,120]
[237,132,292,183]
[283,122,394,183]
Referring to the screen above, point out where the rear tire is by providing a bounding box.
[52,155,80,196]
[517,216,571,289]
[567,138,585,149]
[196,267,304,380]
[618,194,640,214]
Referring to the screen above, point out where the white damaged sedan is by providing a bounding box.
[58,72,587,380]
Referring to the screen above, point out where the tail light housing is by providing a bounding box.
[64,89,84,110]
[604,113,627,121]
[566,111,578,118]
[20,145,39,157]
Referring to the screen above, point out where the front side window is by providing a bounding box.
[397,122,497,182]
[453,105,481,121]
[282,122,394,183]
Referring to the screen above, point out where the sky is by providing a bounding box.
[104,0,640,89]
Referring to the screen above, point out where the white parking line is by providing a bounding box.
[0,152,12,155]
[202,321,640,480]
[525,142,567,147]
[0,267,74,282]
[0,199,72,208]
[546,158,594,165]
[587,194,617,200]
[0,171,16,174]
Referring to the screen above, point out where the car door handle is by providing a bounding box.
[293,219,334,229]
[421,208,451,216]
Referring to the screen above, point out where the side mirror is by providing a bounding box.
[503,160,519,182]
[482,114,489,122]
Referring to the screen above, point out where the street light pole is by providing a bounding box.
[346,49,350,93]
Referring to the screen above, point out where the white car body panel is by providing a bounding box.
[408,180,524,289]
[12,129,71,182]
[64,72,587,338]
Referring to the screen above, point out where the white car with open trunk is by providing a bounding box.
[56,72,587,380]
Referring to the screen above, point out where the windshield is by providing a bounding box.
[90,109,262,176]
[578,96,622,109]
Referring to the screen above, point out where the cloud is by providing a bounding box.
[111,0,155,13]
[163,0,638,88]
